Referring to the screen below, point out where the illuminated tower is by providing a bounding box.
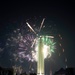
[37,36,44,75]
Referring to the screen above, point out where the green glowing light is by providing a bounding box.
[41,36,55,53]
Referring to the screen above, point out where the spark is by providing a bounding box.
[39,18,45,32]
[46,36,54,38]
[59,43,62,46]
[26,22,36,34]
[62,48,64,52]
[65,58,67,62]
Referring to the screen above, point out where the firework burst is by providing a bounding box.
[1,17,67,74]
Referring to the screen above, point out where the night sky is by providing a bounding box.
[0,1,75,75]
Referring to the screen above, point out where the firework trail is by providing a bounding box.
[39,18,45,32]
[26,22,36,34]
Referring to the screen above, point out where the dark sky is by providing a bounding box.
[0,1,75,74]
[0,1,75,32]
